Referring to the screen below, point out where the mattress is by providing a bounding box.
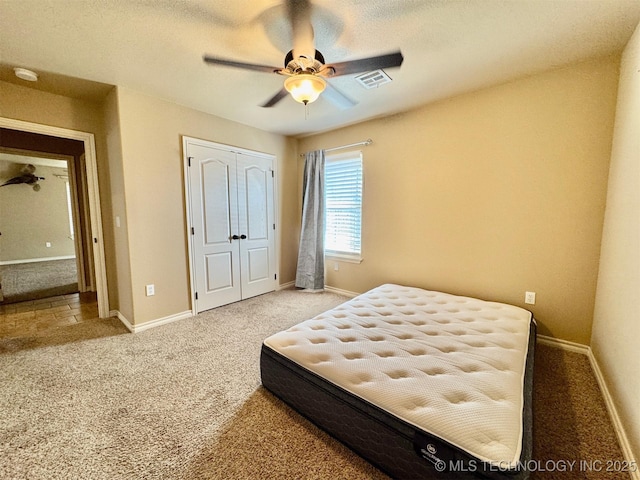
[261,284,535,479]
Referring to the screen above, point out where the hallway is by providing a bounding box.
[0,292,98,339]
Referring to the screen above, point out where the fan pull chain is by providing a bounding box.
[305,103,309,120]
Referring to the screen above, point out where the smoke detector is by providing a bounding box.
[14,68,38,82]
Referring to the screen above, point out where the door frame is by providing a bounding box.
[182,136,279,314]
[0,117,109,318]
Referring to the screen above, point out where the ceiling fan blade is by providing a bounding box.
[286,0,315,60]
[203,55,281,74]
[323,82,358,110]
[322,51,404,77]
[260,88,289,108]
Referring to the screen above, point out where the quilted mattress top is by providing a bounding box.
[263,284,533,466]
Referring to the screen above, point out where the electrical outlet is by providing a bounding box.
[146,284,155,296]
[46,242,52,248]
[334,262,339,271]
[525,291,536,305]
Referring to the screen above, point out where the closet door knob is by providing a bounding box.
[231,235,240,240]
[240,234,247,239]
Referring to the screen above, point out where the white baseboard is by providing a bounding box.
[278,283,359,297]
[110,309,194,333]
[323,285,359,298]
[277,281,295,291]
[0,255,76,265]
[536,334,590,355]
[588,351,640,480]
[110,310,133,332]
[537,334,638,477]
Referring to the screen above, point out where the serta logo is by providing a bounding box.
[427,444,437,455]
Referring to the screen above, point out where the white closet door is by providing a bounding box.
[185,138,277,313]
[236,152,276,299]
[187,142,241,312]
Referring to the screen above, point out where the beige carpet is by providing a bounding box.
[0,289,629,479]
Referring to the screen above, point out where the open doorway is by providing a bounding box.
[0,119,108,318]
[0,148,85,303]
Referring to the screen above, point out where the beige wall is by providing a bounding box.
[0,81,117,305]
[0,163,75,262]
[0,81,297,323]
[103,88,131,319]
[113,87,296,326]
[298,55,619,345]
[592,23,640,461]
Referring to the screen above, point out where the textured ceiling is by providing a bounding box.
[1,0,639,137]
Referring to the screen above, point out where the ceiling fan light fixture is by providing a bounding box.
[284,74,326,105]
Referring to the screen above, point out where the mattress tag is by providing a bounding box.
[413,432,456,472]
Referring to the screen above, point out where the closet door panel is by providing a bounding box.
[247,247,269,283]
[202,160,233,245]
[187,142,241,312]
[205,252,234,291]
[237,153,276,299]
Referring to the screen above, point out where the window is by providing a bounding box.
[65,181,75,240]
[325,151,363,261]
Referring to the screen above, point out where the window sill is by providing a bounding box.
[326,253,363,264]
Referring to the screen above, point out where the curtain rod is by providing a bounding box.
[299,139,372,157]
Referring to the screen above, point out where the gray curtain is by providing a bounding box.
[295,150,325,290]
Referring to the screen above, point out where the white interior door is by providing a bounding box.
[185,139,277,313]
[187,142,241,312]
[236,153,276,299]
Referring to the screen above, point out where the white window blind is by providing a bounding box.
[325,152,363,259]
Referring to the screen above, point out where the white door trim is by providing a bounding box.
[182,136,279,313]
[0,117,109,318]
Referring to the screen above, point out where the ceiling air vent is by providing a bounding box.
[355,69,392,89]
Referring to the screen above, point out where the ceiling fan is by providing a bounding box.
[203,0,403,108]
[0,164,45,191]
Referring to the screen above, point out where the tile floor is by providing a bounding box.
[0,292,99,339]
